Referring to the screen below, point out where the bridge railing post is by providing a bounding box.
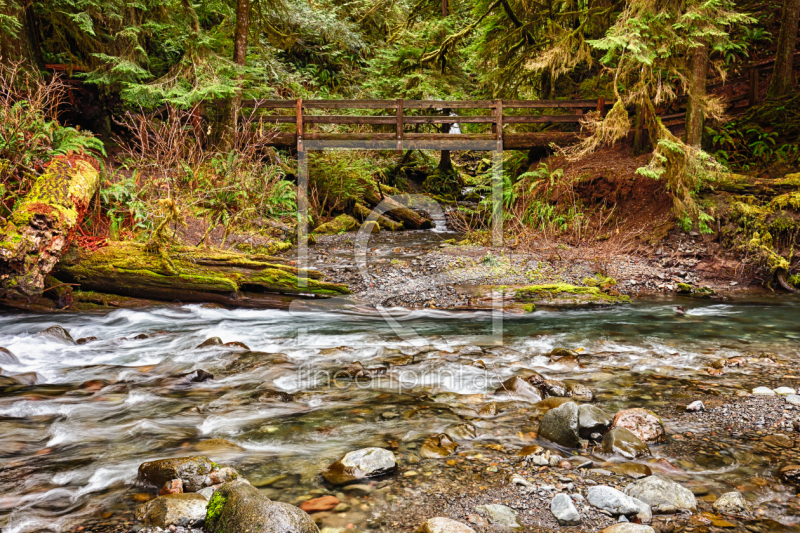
[396,98,403,154]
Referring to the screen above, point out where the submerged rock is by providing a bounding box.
[322,447,396,485]
[420,434,459,458]
[612,408,665,444]
[185,369,214,383]
[624,475,697,513]
[38,325,75,344]
[686,401,704,412]
[138,456,238,492]
[135,493,208,528]
[0,347,20,365]
[496,376,543,402]
[415,517,475,533]
[602,427,651,459]
[206,480,318,533]
[474,504,523,530]
[538,401,580,448]
[551,493,581,526]
[196,337,223,349]
[566,382,595,401]
[713,491,751,516]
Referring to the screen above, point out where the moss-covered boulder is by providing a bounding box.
[205,480,318,533]
[508,283,631,307]
[313,214,359,234]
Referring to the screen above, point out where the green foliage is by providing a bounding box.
[308,151,371,216]
[99,172,150,239]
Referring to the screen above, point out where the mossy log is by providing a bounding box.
[54,242,350,309]
[362,185,434,230]
[0,155,100,299]
[714,173,800,194]
[353,203,404,231]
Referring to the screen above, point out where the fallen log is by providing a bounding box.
[713,173,800,194]
[54,242,349,309]
[362,185,434,230]
[352,203,404,231]
[0,155,100,299]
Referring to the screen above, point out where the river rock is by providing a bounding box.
[602,427,651,459]
[420,434,459,458]
[185,369,214,382]
[567,382,595,401]
[624,475,697,513]
[206,480,318,533]
[632,497,652,523]
[601,525,655,533]
[551,493,581,525]
[517,445,544,457]
[0,375,22,389]
[587,485,640,515]
[612,408,665,443]
[496,376,543,402]
[543,378,568,397]
[448,423,478,440]
[9,372,41,385]
[780,464,800,482]
[578,404,612,438]
[752,386,775,395]
[322,447,396,485]
[160,479,184,495]
[474,504,523,530]
[532,397,574,415]
[0,347,19,365]
[610,463,652,480]
[138,456,239,492]
[539,401,580,448]
[38,325,74,344]
[76,336,97,345]
[197,337,223,348]
[686,401,704,412]
[775,387,796,396]
[300,495,339,512]
[415,517,475,533]
[712,491,751,516]
[786,395,800,406]
[135,493,208,527]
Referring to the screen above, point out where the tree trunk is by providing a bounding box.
[53,242,349,309]
[352,203,404,231]
[686,41,708,148]
[768,0,800,98]
[0,155,100,299]
[221,0,250,148]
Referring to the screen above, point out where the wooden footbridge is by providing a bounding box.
[246,98,609,152]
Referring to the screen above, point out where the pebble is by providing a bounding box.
[686,401,705,412]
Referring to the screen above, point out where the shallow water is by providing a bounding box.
[1,296,800,532]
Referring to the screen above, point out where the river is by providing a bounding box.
[1,296,800,532]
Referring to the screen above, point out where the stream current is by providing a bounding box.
[1,297,800,532]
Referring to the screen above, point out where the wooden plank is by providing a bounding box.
[503,132,579,149]
[503,115,583,123]
[303,133,395,141]
[304,99,396,109]
[303,115,396,125]
[404,100,494,109]
[404,115,494,124]
[396,99,403,154]
[240,99,296,109]
[404,133,495,140]
[495,99,503,143]
[502,99,608,108]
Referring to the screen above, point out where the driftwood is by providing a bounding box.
[54,242,349,309]
[0,155,99,299]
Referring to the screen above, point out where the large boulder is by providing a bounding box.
[138,456,238,492]
[538,401,580,448]
[578,404,612,438]
[0,347,20,365]
[625,476,697,514]
[587,486,641,515]
[135,493,208,528]
[612,408,665,444]
[322,447,396,485]
[415,517,475,533]
[551,493,581,526]
[420,434,459,458]
[602,427,651,459]
[206,480,318,533]
[713,492,751,517]
[496,376,543,402]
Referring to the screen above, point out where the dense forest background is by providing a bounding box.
[0,0,799,290]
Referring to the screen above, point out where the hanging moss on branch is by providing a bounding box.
[0,155,100,299]
[53,242,349,309]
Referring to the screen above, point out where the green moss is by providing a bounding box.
[313,214,359,234]
[206,491,227,524]
[508,283,628,305]
[676,283,693,293]
[521,303,536,313]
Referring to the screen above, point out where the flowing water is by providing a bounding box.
[1,296,800,532]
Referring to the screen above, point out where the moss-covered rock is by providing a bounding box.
[205,480,318,533]
[495,283,630,308]
[313,214,359,234]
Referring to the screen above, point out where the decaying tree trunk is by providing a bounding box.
[362,185,434,230]
[0,155,99,299]
[352,203,404,231]
[54,242,349,309]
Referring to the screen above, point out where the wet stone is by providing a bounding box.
[587,485,641,515]
[135,493,208,528]
[496,375,543,402]
[196,337,223,348]
[713,492,751,517]
[551,493,581,526]
[415,517,476,533]
[0,347,20,365]
[539,401,580,448]
[602,427,651,459]
[75,336,97,345]
[612,408,665,444]
[625,475,697,514]
[38,325,75,344]
[322,448,396,485]
[138,456,238,492]
[420,434,459,458]
[579,404,613,438]
[474,504,523,530]
[602,525,655,533]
